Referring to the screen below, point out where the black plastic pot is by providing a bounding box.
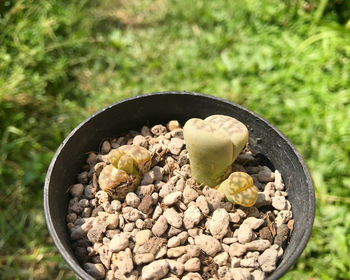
[44,91,315,280]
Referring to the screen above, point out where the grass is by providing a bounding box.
[0,0,349,279]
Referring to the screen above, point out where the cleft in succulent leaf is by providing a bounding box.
[217,171,258,207]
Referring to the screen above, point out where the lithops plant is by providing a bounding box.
[217,171,258,207]
[99,145,151,200]
[183,115,249,187]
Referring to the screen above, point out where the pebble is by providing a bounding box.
[168,259,185,276]
[175,178,185,191]
[237,224,254,244]
[182,272,203,280]
[142,259,169,280]
[183,185,199,204]
[178,231,189,244]
[137,184,155,196]
[274,170,285,191]
[164,191,182,206]
[258,248,278,273]
[229,212,241,223]
[245,240,271,251]
[167,246,187,257]
[70,184,84,197]
[152,166,164,181]
[275,210,292,226]
[152,215,168,236]
[151,125,167,136]
[135,229,152,245]
[240,258,259,268]
[168,138,184,155]
[109,234,129,252]
[184,206,202,229]
[213,252,229,266]
[117,248,134,274]
[133,135,148,148]
[159,182,176,198]
[83,263,105,279]
[134,253,155,265]
[194,235,222,257]
[272,196,287,211]
[242,217,265,230]
[186,245,201,257]
[125,192,141,208]
[258,166,275,182]
[138,195,154,214]
[259,227,273,243]
[209,208,230,239]
[184,258,201,272]
[229,243,247,257]
[87,221,108,243]
[141,171,155,185]
[168,236,181,248]
[231,268,251,280]
[195,195,210,216]
[251,269,265,280]
[163,208,183,228]
[203,187,225,210]
[167,120,180,131]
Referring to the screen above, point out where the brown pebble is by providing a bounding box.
[259,226,273,243]
[138,195,154,213]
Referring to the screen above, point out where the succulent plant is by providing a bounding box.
[98,145,151,200]
[217,171,258,207]
[183,115,249,187]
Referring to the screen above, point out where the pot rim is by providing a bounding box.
[44,91,315,280]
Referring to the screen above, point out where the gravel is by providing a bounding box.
[66,121,294,280]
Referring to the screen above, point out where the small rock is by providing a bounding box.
[178,231,189,244]
[168,138,184,155]
[138,195,154,214]
[106,213,119,229]
[87,221,109,243]
[231,268,251,280]
[152,215,168,236]
[163,208,183,228]
[136,218,145,229]
[133,135,148,148]
[125,192,141,208]
[141,126,152,137]
[137,184,155,196]
[168,226,183,237]
[83,263,105,279]
[167,246,187,258]
[101,140,111,154]
[182,272,203,280]
[134,253,155,265]
[275,210,292,227]
[209,208,230,239]
[229,243,247,257]
[97,245,112,269]
[109,234,129,252]
[123,208,140,222]
[184,258,201,272]
[168,236,181,248]
[186,245,201,257]
[159,182,176,198]
[151,125,167,136]
[175,178,185,192]
[203,187,225,210]
[194,235,222,257]
[222,237,237,245]
[237,224,254,244]
[258,248,278,273]
[258,166,275,182]
[117,248,134,274]
[164,191,183,206]
[66,212,77,223]
[135,229,152,245]
[274,170,285,191]
[255,192,272,208]
[240,258,259,268]
[69,184,84,197]
[272,196,287,211]
[111,200,122,211]
[142,259,169,280]
[195,196,210,216]
[251,269,265,280]
[245,240,271,251]
[259,227,273,243]
[242,217,265,230]
[167,120,181,131]
[168,259,185,276]
[213,252,229,266]
[183,185,199,204]
[152,166,164,181]
[229,212,241,223]
[184,206,202,229]
[141,171,155,185]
